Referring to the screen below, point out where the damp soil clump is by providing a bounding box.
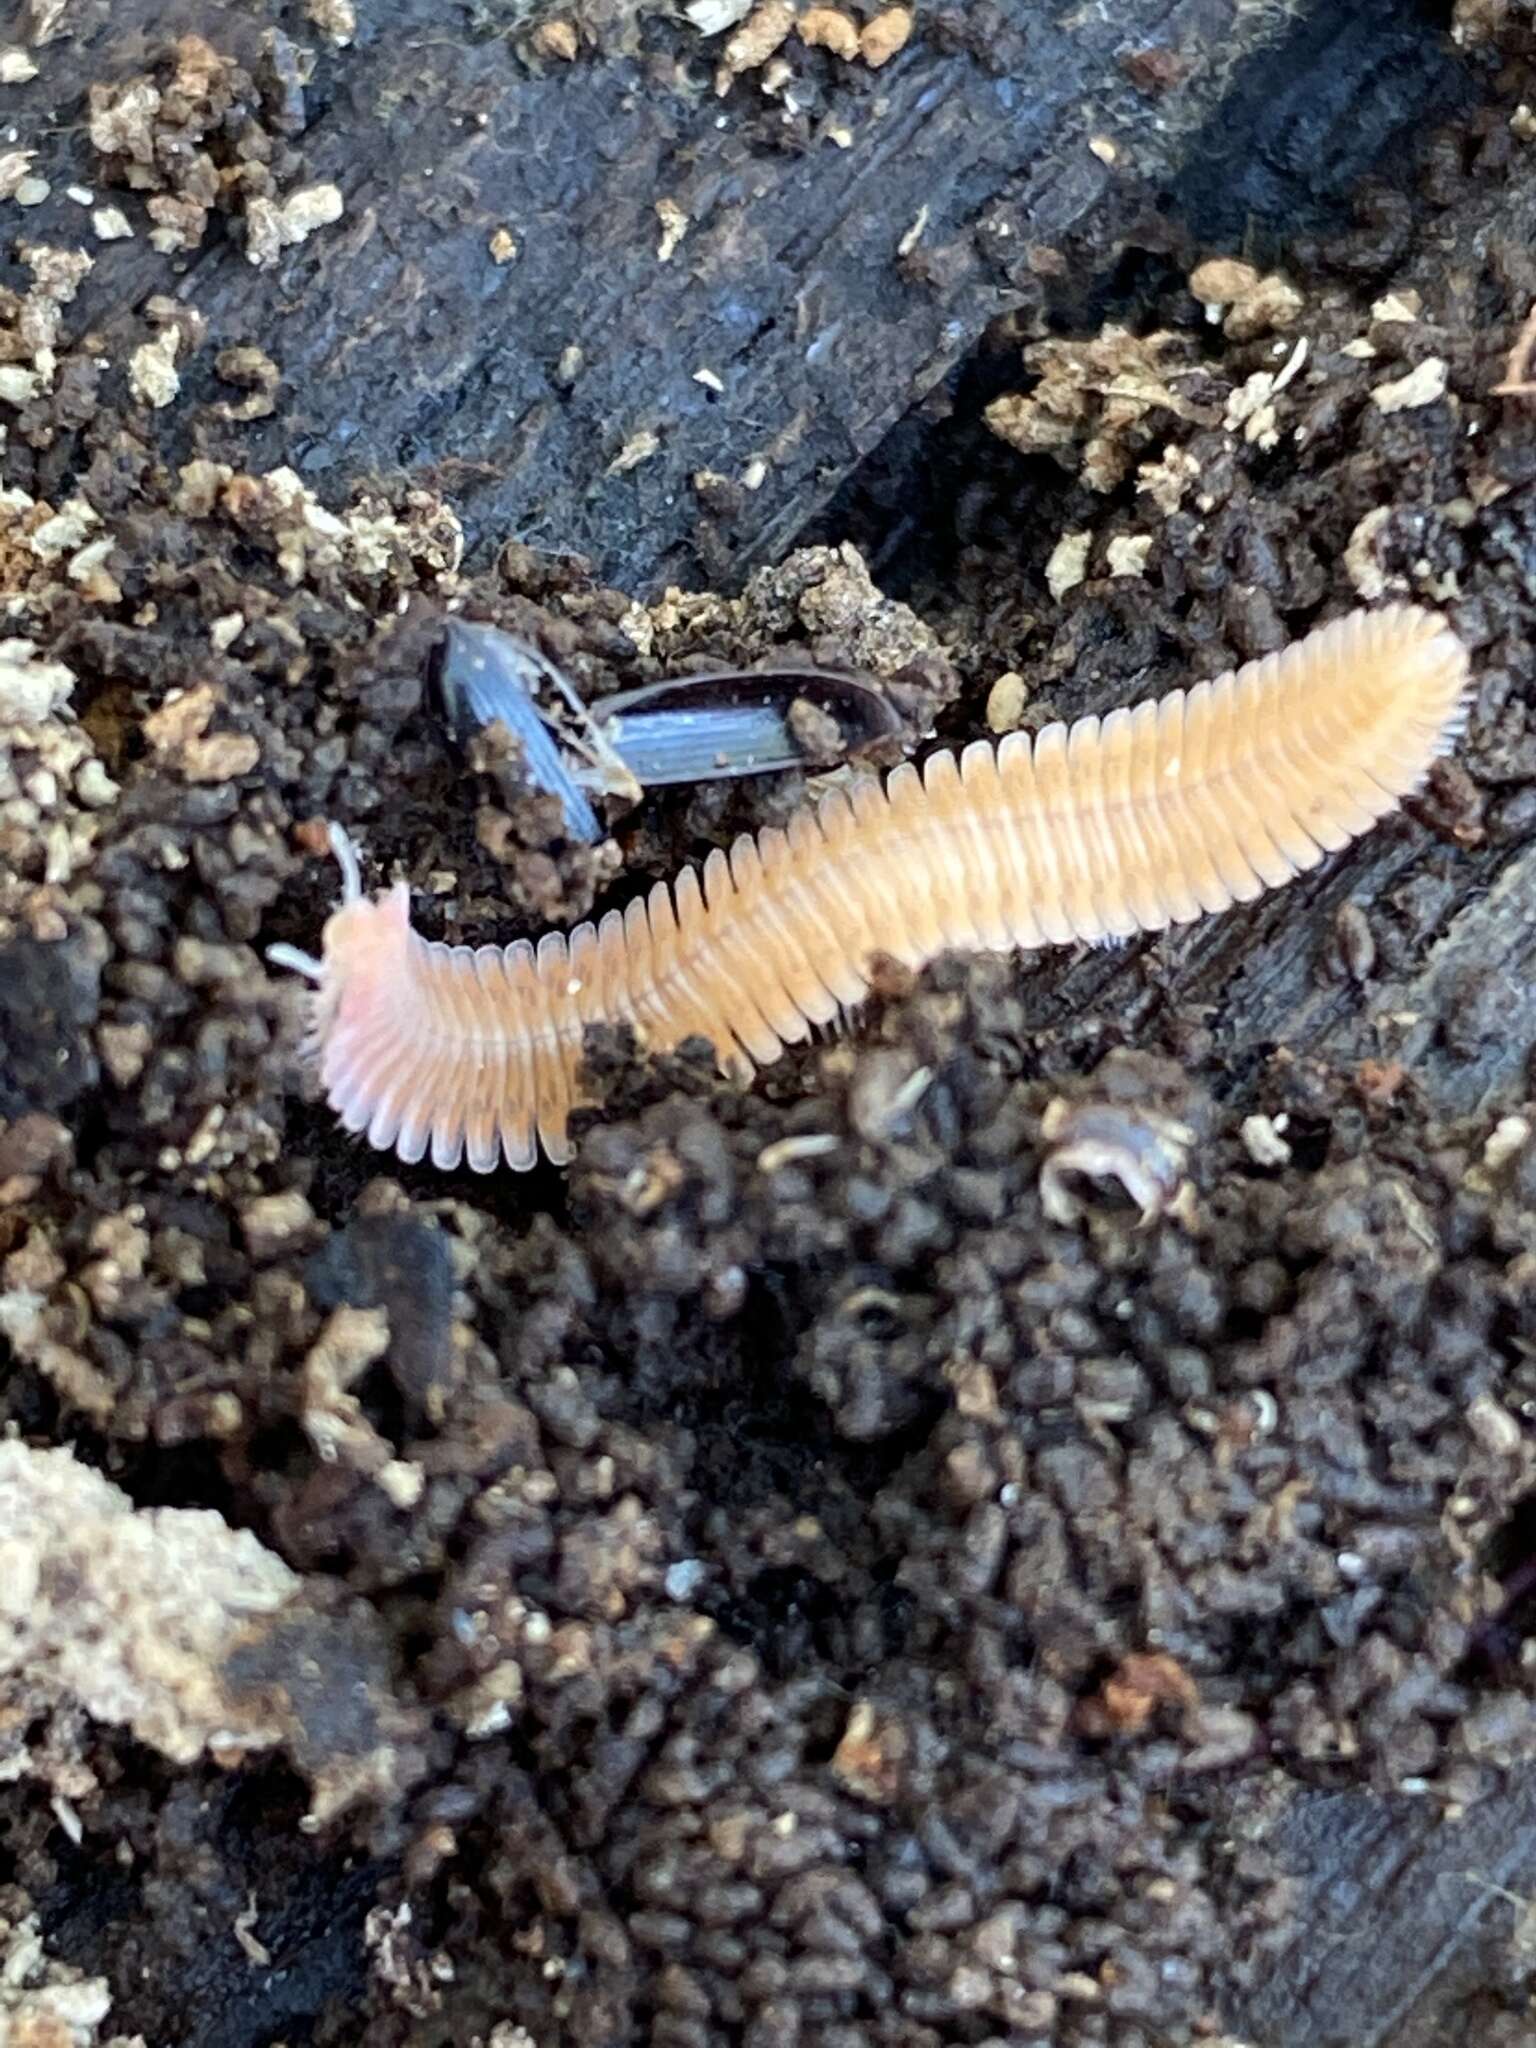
[10,12,1536,2048]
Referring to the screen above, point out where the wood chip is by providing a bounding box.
[128,329,181,409]
[1106,533,1153,578]
[896,203,928,257]
[1370,357,1448,413]
[685,0,753,28]
[532,19,578,60]
[1241,1113,1292,1169]
[719,0,795,78]
[1046,530,1091,601]
[985,671,1027,733]
[0,148,34,198]
[1343,505,1396,601]
[1371,289,1422,323]
[1048,528,1097,598]
[1189,256,1259,304]
[304,0,356,42]
[608,427,660,475]
[798,7,861,58]
[655,197,689,263]
[859,5,913,67]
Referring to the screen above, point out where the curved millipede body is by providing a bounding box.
[271,605,1469,1173]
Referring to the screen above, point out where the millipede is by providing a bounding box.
[270,604,1469,1174]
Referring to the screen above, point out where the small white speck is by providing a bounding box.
[566,978,583,996]
[665,1559,707,1600]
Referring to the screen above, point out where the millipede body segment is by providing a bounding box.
[272,605,1469,1173]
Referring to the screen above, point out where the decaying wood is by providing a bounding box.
[13,0,1295,590]
[1234,1769,1536,2048]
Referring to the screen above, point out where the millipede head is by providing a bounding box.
[268,824,412,1032]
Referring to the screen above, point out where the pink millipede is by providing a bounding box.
[270,604,1469,1174]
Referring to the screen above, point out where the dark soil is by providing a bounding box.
[9,6,1536,2048]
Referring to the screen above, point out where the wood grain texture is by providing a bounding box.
[1233,1769,1536,2048]
[11,0,1295,591]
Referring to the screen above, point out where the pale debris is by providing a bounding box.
[1466,1390,1525,1458]
[1343,505,1400,602]
[986,326,1208,492]
[0,637,74,722]
[1450,0,1504,45]
[202,462,464,585]
[28,0,73,45]
[1189,256,1303,341]
[1045,529,1091,601]
[896,203,928,257]
[27,494,97,560]
[91,203,132,240]
[0,1440,300,1766]
[1106,532,1153,579]
[1137,442,1202,515]
[1241,1113,1292,1169]
[717,0,795,84]
[142,680,259,783]
[655,196,690,263]
[1371,356,1448,413]
[127,327,180,408]
[304,0,356,43]
[1223,337,1308,451]
[303,1304,424,1508]
[608,426,660,474]
[0,1910,138,2048]
[985,671,1027,734]
[1189,255,1258,307]
[798,6,860,58]
[1485,1113,1532,1175]
[245,181,344,268]
[0,148,34,199]
[860,5,913,66]
[532,19,578,59]
[685,0,753,29]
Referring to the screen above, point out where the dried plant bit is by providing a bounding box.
[432,620,635,842]
[1038,1099,1196,1227]
[276,605,1470,1175]
[596,667,902,785]
[1494,299,1536,398]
